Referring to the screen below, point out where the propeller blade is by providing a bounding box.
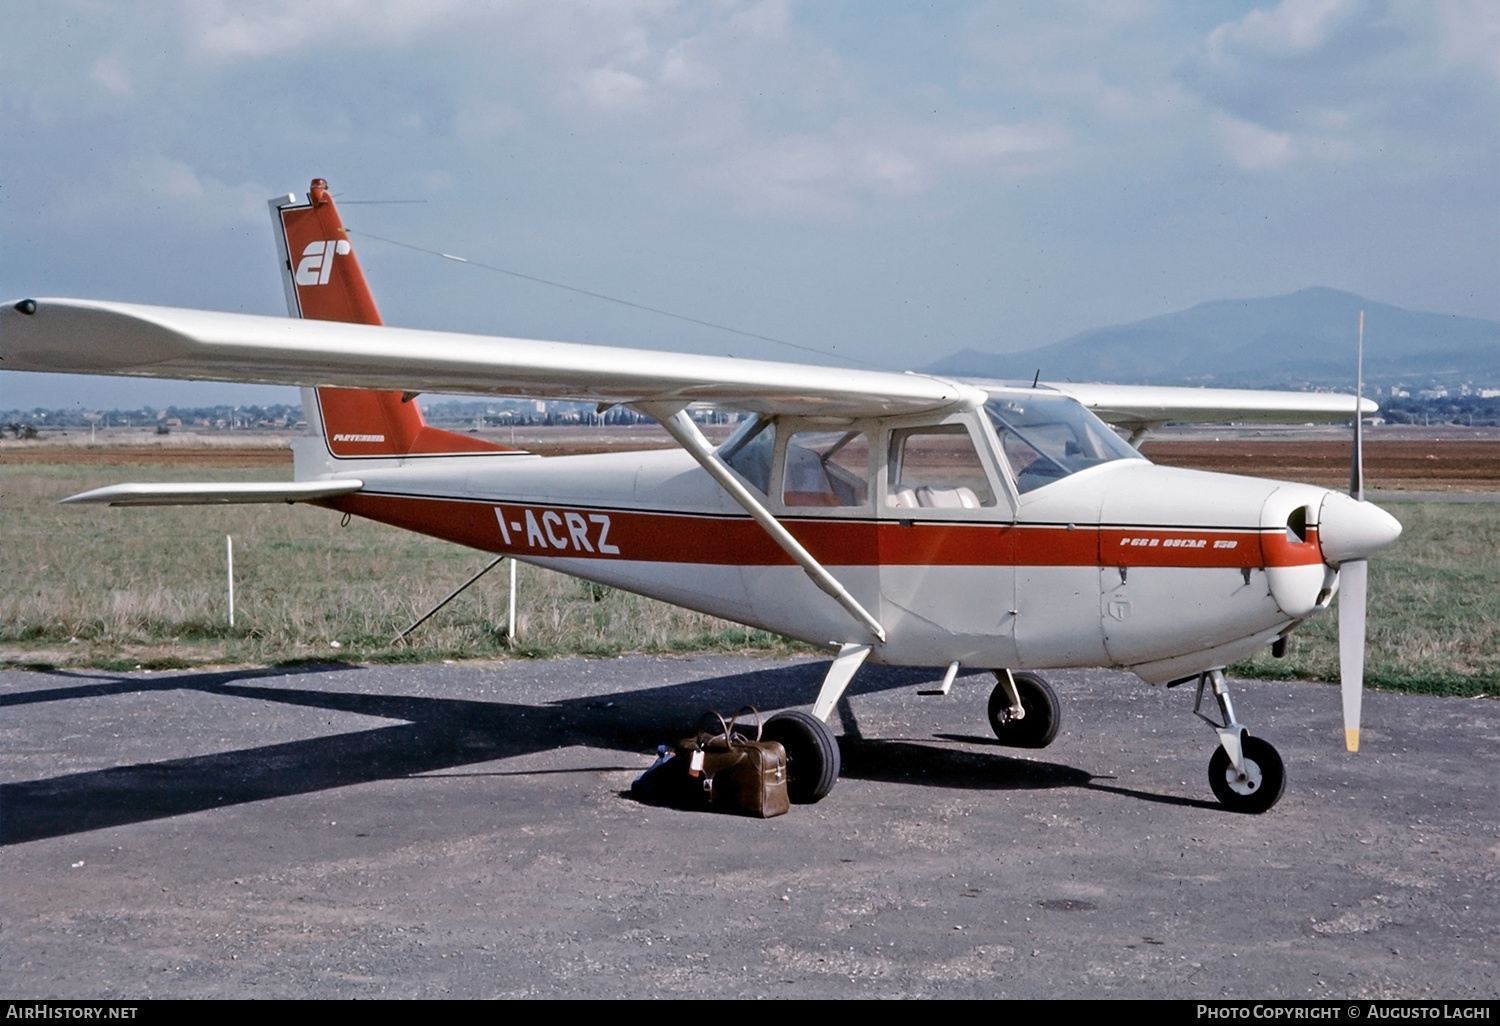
[1338,309,1370,753]
[1338,557,1368,752]
[1351,310,1365,501]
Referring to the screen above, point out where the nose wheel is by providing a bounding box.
[1208,735,1285,813]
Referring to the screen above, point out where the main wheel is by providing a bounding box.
[987,671,1060,748]
[763,710,841,804]
[1208,735,1285,813]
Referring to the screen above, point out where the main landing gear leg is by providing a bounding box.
[1194,669,1285,814]
[809,643,871,722]
[763,643,867,804]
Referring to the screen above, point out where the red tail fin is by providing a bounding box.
[272,178,512,458]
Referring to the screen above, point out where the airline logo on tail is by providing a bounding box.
[295,240,353,286]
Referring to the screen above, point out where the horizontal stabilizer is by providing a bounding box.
[61,481,363,507]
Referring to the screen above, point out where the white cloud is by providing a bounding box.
[1206,0,1359,62]
[702,118,1069,217]
[182,0,487,59]
[580,66,651,111]
[1431,0,1500,83]
[155,158,206,200]
[1215,114,1297,170]
[139,157,271,225]
[1212,108,1361,172]
[50,153,269,228]
[955,1,1193,122]
[1188,0,1498,177]
[659,40,720,92]
[89,55,132,95]
[726,0,791,41]
[934,123,1069,164]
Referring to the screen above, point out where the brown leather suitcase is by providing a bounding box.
[678,709,790,818]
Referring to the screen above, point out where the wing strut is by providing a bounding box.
[641,405,886,643]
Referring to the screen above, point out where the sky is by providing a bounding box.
[2,0,1496,410]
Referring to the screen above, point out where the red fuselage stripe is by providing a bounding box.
[326,492,1325,569]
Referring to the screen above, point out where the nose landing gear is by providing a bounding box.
[1208,734,1285,813]
[1194,669,1285,813]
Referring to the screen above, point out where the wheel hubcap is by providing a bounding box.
[1223,757,1263,796]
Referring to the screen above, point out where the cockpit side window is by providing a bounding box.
[887,425,996,509]
[718,416,775,495]
[984,395,1143,494]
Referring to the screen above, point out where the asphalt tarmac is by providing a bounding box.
[2,656,1496,999]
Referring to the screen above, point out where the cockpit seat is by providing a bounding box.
[885,485,980,509]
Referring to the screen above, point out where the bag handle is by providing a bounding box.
[726,706,763,743]
[695,710,732,749]
[694,707,763,748]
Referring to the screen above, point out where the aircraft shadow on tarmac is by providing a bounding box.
[1,661,1211,845]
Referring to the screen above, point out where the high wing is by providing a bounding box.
[4,299,1374,430]
[1021,380,1376,442]
[1,299,983,419]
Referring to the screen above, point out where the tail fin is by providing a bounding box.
[270,178,513,458]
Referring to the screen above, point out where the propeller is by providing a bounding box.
[1338,558,1368,751]
[1338,311,1369,752]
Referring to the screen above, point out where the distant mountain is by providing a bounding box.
[926,288,1499,389]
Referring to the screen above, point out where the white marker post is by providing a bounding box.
[508,558,518,640]
[226,535,235,629]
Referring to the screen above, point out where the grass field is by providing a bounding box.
[2,462,1496,696]
[0,462,805,671]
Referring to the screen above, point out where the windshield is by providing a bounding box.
[984,393,1143,494]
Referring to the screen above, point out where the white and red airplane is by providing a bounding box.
[1,179,1402,812]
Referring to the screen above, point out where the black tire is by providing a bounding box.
[763,710,841,804]
[987,671,1060,748]
[1208,735,1286,814]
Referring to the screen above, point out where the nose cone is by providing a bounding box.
[1318,492,1402,566]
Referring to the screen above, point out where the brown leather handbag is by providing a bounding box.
[679,709,790,818]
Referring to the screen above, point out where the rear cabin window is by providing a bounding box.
[782,431,870,507]
[887,426,996,509]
